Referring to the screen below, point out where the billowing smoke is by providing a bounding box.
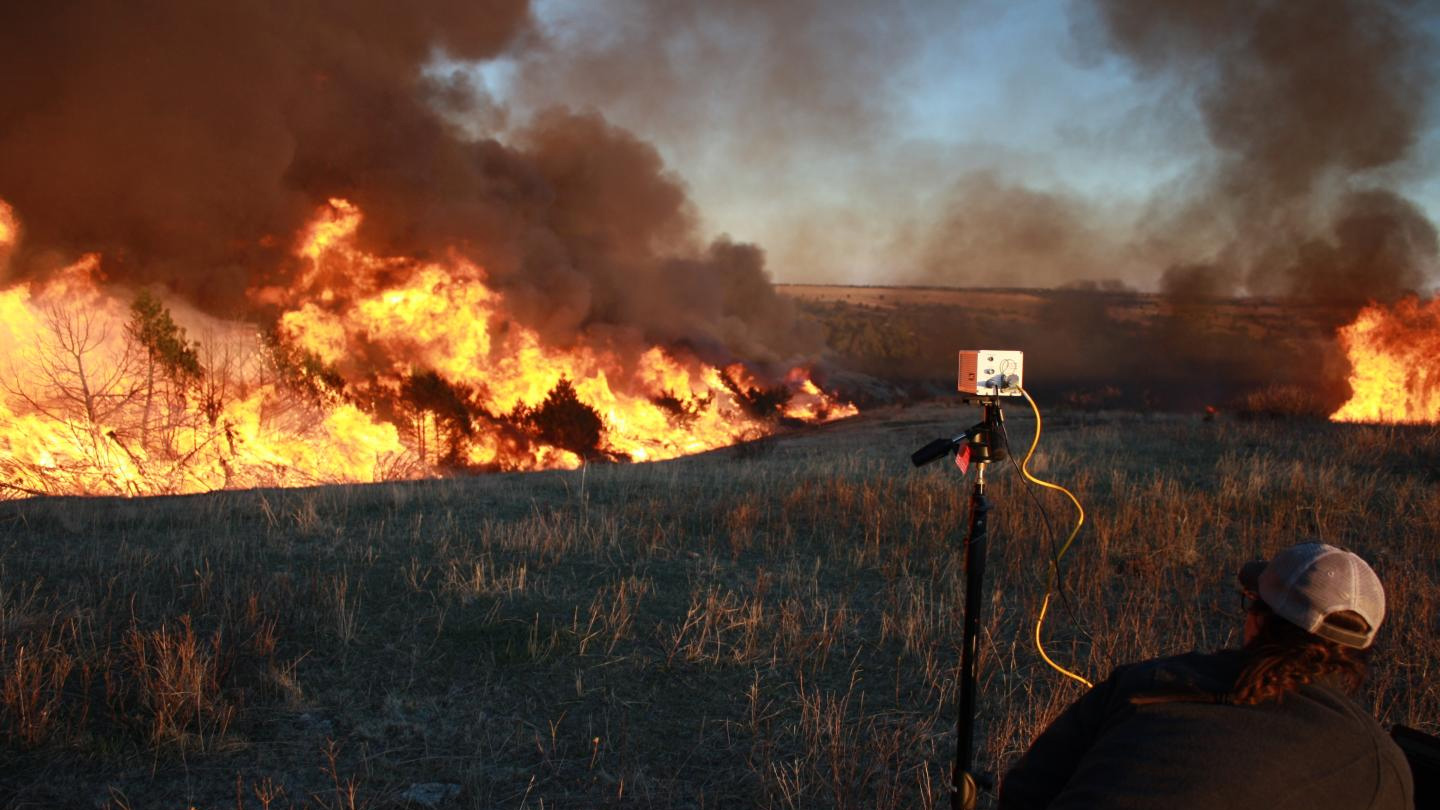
[507,0,905,157]
[1083,0,1439,303]
[902,171,1142,290]
[0,2,527,300]
[506,0,1440,301]
[501,0,980,287]
[0,1,818,367]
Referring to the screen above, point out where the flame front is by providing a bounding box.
[0,199,855,498]
[1330,297,1440,424]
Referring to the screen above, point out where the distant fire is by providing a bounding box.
[0,199,854,498]
[1330,297,1440,424]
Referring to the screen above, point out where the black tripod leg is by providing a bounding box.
[954,482,989,810]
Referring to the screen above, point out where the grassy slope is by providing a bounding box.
[2,403,1438,808]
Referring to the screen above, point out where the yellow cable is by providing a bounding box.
[1017,386,1093,689]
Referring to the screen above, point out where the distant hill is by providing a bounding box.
[779,284,1357,414]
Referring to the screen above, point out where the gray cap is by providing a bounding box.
[1237,542,1386,649]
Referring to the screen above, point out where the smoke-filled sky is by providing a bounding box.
[3,0,1439,326]
[473,0,1440,296]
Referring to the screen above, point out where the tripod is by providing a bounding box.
[911,398,1007,810]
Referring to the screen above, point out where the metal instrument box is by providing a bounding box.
[958,350,1023,396]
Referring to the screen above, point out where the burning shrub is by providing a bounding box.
[651,389,712,429]
[400,369,475,466]
[720,369,794,422]
[518,377,607,460]
[261,329,346,407]
[127,292,202,385]
[127,292,206,449]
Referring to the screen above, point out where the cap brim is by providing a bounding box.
[1237,559,1267,593]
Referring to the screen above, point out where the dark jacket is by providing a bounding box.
[999,650,1412,810]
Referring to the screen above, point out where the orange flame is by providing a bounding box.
[0,198,855,497]
[0,199,16,248]
[1330,297,1440,424]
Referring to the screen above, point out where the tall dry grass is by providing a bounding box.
[0,403,1436,808]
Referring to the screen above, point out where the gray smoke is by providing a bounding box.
[902,171,1141,289]
[1083,0,1439,303]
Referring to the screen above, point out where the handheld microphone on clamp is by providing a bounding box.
[912,436,964,467]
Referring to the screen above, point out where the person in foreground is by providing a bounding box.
[998,541,1413,809]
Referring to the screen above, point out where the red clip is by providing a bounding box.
[955,443,971,474]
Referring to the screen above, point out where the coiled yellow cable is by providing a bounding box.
[1017,387,1093,689]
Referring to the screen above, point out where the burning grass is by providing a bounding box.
[0,200,853,499]
[1332,296,1440,424]
[1,403,1438,808]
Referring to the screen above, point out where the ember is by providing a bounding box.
[0,199,854,498]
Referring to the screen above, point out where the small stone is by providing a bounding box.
[296,713,334,737]
[400,783,461,808]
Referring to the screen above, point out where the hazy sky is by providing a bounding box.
[460,0,1440,291]
[6,0,1432,300]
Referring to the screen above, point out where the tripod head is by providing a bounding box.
[911,396,1009,471]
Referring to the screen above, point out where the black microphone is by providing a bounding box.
[911,437,960,467]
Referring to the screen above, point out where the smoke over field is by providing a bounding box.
[0,2,865,498]
[787,284,1358,416]
[1084,0,1439,304]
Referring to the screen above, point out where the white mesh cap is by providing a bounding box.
[1237,542,1386,649]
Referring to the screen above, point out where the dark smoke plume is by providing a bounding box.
[903,171,1141,289]
[0,1,819,368]
[1083,0,1439,303]
[0,2,529,302]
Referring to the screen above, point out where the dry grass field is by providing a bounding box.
[3,400,1438,809]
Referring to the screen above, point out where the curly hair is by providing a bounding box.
[1230,599,1370,705]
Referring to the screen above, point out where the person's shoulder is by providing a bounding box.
[1110,649,1245,694]
[1292,685,1415,806]
[1299,679,1401,739]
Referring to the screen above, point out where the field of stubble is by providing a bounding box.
[2,402,1438,809]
